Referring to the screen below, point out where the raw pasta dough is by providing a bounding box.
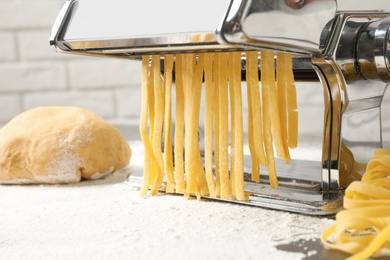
[0,106,131,184]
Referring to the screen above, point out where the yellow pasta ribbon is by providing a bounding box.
[322,149,390,260]
[139,51,298,200]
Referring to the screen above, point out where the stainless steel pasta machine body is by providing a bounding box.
[50,0,390,215]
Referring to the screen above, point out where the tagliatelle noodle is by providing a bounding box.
[183,53,197,196]
[285,53,298,148]
[139,56,152,196]
[229,53,237,197]
[276,53,291,162]
[322,149,390,260]
[261,50,278,189]
[184,54,208,198]
[204,53,216,198]
[150,55,165,195]
[139,51,299,200]
[146,56,158,188]
[213,53,221,197]
[245,52,260,183]
[174,54,186,193]
[218,53,231,199]
[163,54,175,193]
[247,52,267,169]
[230,52,246,200]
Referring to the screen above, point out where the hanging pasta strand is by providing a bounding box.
[183,53,196,196]
[139,50,299,199]
[228,53,237,197]
[184,54,208,198]
[139,56,152,196]
[249,52,267,166]
[204,53,216,198]
[261,50,278,189]
[218,52,231,199]
[150,55,165,195]
[213,53,221,198]
[275,53,291,163]
[174,54,186,193]
[285,53,298,148]
[147,56,159,189]
[263,51,290,163]
[192,55,209,197]
[163,54,175,193]
[246,54,260,183]
[230,52,246,201]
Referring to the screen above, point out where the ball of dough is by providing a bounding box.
[0,106,131,184]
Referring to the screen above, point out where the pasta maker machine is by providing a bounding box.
[50,0,390,215]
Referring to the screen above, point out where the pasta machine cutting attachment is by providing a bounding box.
[50,0,390,215]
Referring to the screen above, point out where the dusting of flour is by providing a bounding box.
[0,140,337,260]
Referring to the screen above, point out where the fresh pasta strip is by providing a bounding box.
[163,54,175,193]
[276,52,288,147]
[229,53,237,197]
[264,51,289,163]
[261,50,278,189]
[230,52,246,200]
[139,51,299,201]
[246,52,260,183]
[185,54,208,197]
[204,53,216,198]
[322,149,390,260]
[146,56,159,188]
[285,54,298,148]
[246,52,267,169]
[183,53,197,195]
[218,53,231,199]
[213,53,221,197]
[150,55,165,195]
[174,54,186,193]
[139,56,152,196]
[276,52,292,162]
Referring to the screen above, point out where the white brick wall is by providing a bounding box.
[0,0,142,128]
[0,32,17,61]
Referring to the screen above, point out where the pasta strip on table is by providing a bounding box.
[322,149,390,260]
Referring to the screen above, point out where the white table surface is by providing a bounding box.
[0,138,342,260]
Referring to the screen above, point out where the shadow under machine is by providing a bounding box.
[50,0,390,216]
